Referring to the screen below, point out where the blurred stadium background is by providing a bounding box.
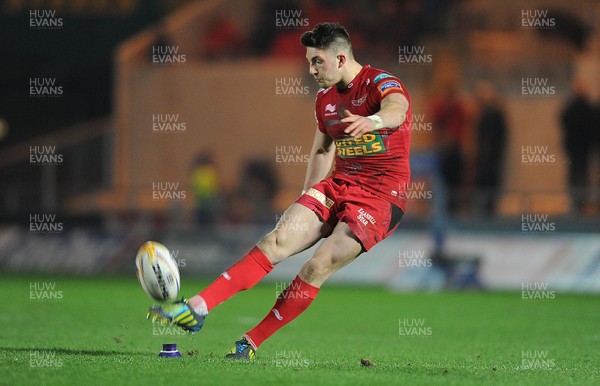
[1,0,600,293]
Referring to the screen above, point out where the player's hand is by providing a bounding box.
[341,110,376,138]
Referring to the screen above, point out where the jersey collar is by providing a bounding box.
[337,65,371,92]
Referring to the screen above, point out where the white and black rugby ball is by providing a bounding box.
[135,241,180,302]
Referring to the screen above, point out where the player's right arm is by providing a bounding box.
[302,128,335,193]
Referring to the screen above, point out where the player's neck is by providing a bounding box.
[337,61,363,89]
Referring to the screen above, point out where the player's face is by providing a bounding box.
[306,47,342,88]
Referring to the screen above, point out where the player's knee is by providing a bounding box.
[258,228,290,264]
[299,260,319,284]
[300,256,333,285]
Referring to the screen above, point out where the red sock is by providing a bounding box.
[245,275,320,349]
[199,246,273,311]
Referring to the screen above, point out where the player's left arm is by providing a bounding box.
[341,93,409,138]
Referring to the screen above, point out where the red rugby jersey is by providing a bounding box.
[315,65,412,211]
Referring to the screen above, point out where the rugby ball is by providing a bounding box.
[135,241,180,302]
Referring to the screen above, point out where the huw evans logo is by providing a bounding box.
[398,249,432,268]
[152,45,187,64]
[275,145,309,164]
[152,182,187,201]
[398,46,432,65]
[152,318,188,336]
[521,281,555,300]
[521,213,556,233]
[400,113,432,132]
[169,249,187,269]
[29,214,63,234]
[275,9,309,29]
[404,181,433,201]
[275,280,310,300]
[521,78,555,97]
[521,10,555,29]
[275,78,310,97]
[30,145,63,165]
[29,77,63,97]
[29,9,63,29]
[29,350,63,368]
[399,318,432,336]
[273,350,310,367]
[29,282,63,301]
[521,350,555,370]
[152,113,187,132]
[275,212,309,232]
[521,145,556,165]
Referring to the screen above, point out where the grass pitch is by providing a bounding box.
[2,275,599,385]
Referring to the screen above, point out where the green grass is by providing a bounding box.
[1,276,599,385]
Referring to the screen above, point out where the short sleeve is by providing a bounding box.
[314,90,327,133]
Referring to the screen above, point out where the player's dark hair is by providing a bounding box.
[301,22,352,55]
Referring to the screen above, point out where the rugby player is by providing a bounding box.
[148,22,412,360]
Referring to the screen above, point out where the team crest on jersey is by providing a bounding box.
[352,94,367,107]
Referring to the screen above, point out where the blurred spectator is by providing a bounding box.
[251,0,357,58]
[270,30,307,58]
[473,81,507,216]
[227,158,279,224]
[356,0,425,60]
[148,24,172,62]
[304,0,362,56]
[249,0,302,57]
[305,0,353,26]
[560,79,593,214]
[203,12,246,60]
[429,82,469,214]
[190,153,221,226]
[247,0,437,60]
